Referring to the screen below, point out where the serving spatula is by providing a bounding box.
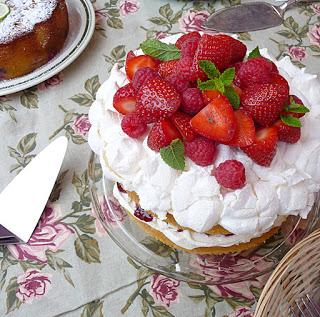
[203,0,316,33]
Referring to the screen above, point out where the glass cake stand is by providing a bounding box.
[88,153,320,285]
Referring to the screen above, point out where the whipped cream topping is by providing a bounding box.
[0,0,58,44]
[88,35,320,249]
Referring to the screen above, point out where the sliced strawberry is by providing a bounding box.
[274,120,301,144]
[171,112,197,142]
[241,126,278,167]
[126,51,136,61]
[147,119,181,151]
[241,82,288,127]
[202,89,221,105]
[190,94,236,143]
[125,55,159,81]
[113,83,136,114]
[191,34,233,80]
[158,60,178,78]
[175,32,201,49]
[227,110,255,147]
[136,77,181,123]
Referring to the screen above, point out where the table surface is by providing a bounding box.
[1,0,320,316]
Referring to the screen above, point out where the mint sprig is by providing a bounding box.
[140,39,181,61]
[160,139,185,171]
[284,96,310,114]
[248,46,261,59]
[281,115,302,127]
[198,61,240,109]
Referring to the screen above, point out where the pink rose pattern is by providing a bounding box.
[16,269,52,304]
[288,46,307,61]
[118,0,140,16]
[150,274,180,307]
[72,115,91,136]
[228,307,254,317]
[179,10,210,33]
[8,205,74,263]
[37,74,63,90]
[312,3,320,15]
[308,23,320,46]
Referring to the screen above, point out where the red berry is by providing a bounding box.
[113,83,136,115]
[126,51,136,61]
[181,88,205,115]
[176,56,194,81]
[227,110,255,147]
[233,62,243,87]
[272,74,290,96]
[180,36,201,58]
[237,57,275,87]
[202,89,221,105]
[241,126,278,167]
[175,32,201,49]
[125,55,159,80]
[191,34,233,80]
[171,112,197,142]
[274,120,301,144]
[185,136,218,167]
[190,94,236,143]
[147,119,181,151]
[214,160,246,190]
[132,67,159,92]
[241,82,288,127]
[281,95,306,118]
[134,206,153,222]
[158,60,178,78]
[165,73,190,93]
[121,113,147,138]
[136,77,181,123]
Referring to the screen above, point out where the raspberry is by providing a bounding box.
[121,113,147,138]
[213,160,246,190]
[165,73,190,93]
[181,36,200,58]
[132,67,158,92]
[181,88,205,115]
[185,136,218,166]
[134,206,153,222]
[176,56,194,81]
[175,31,201,49]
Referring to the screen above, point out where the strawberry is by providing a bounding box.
[180,36,201,58]
[113,83,136,114]
[126,51,136,61]
[190,94,236,143]
[241,126,278,166]
[274,120,301,144]
[281,95,306,118]
[158,60,178,78]
[136,77,181,123]
[271,74,290,96]
[241,82,288,127]
[126,55,159,80]
[227,109,255,147]
[175,32,201,49]
[171,112,197,142]
[147,119,181,151]
[191,34,233,80]
[214,34,247,64]
[202,89,221,105]
[237,57,275,87]
[132,67,159,92]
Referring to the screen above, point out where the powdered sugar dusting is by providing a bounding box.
[0,0,59,44]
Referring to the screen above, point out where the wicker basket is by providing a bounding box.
[255,228,320,317]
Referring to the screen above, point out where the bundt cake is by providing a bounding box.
[0,0,69,80]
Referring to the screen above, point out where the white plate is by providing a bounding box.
[0,0,95,96]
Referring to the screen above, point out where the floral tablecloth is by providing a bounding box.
[1,0,320,316]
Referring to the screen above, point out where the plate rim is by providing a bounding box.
[0,0,95,96]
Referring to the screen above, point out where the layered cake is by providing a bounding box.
[0,0,69,80]
[89,32,320,254]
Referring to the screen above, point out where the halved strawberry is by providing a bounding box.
[136,77,181,123]
[147,119,181,151]
[125,55,159,80]
[241,126,278,167]
[190,94,236,143]
[158,60,178,78]
[202,89,221,105]
[274,120,301,144]
[171,112,197,142]
[227,110,255,147]
[113,83,136,114]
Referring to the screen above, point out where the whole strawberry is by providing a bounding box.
[274,120,301,144]
[241,82,289,127]
[158,60,178,78]
[132,67,159,92]
[136,77,181,123]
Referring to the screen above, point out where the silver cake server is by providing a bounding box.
[203,0,316,33]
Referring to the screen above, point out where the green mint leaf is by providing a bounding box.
[285,96,310,114]
[281,115,302,127]
[248,46,261,59]
[224,86,240,109]
[140,39,180,61]
[220,68,235,86]
[197,79,216,91]
[160,139,185,171]
[214,78,225,94]
[198,60,220,79]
